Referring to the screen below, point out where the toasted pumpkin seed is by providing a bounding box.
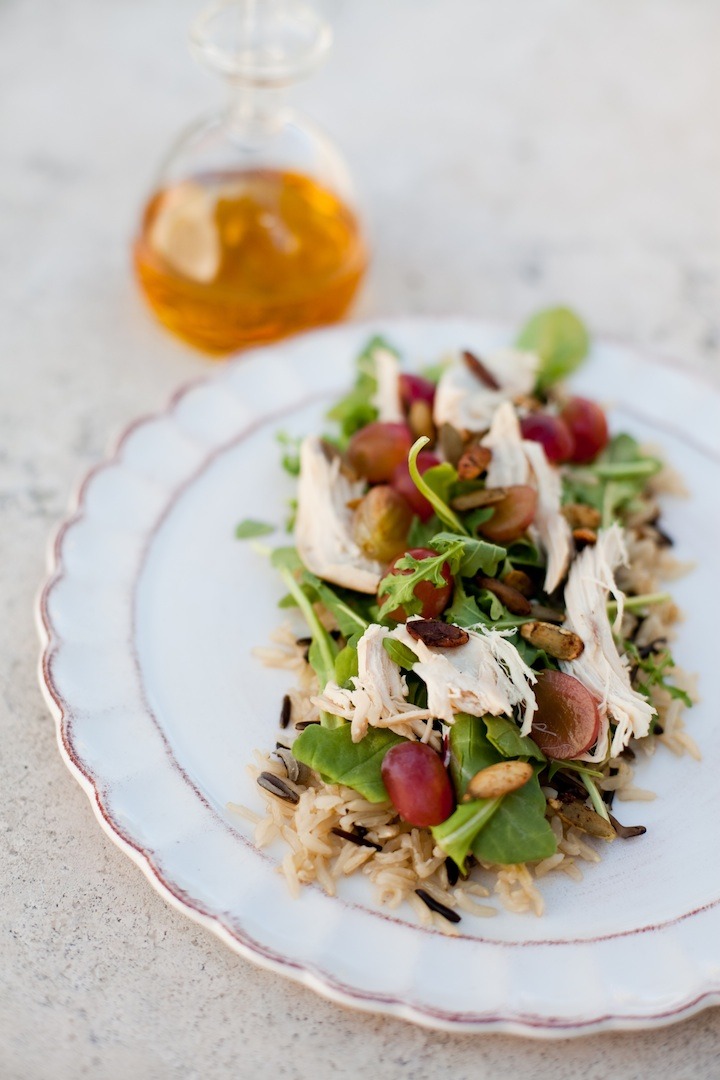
[502,569,534,598]
[450,487,507,512]
[457,443,492,481]
[520,621,584,660]
[408,399,436,442]
[439,423,465,466]
[562,502,602,530]
[548,797,616,841]
[464,761,534,801]
[573,527,597,548]
[476,576,532,616]
[463,350,501,390]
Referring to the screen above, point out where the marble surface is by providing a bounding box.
[3,0,720,1075]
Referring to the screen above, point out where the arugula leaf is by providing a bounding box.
[292,724,405,802]
[476,587,507,622]
[516,307,589,393]
[563,434,663,527]
[273,558,341,726]
[302,572,370,638]
[471,771,557,864]
[235,519,275,539]
[276,431,302,476]
[420,358,450,385]
[377,545,462,620]
[271,546,303,572]
[623,640,693,709]
[431,799,503,871]
[326,335,398,441]
[445,579,485,628]
[464,506,495,533]
[509,631,557,670]
[483,716,546,762]
[422,462,458,506]
[382,638,417,670]
[504,537,545,568]
[334,643,359,688]
[408,438,468,534]
[407,513,443,548]
[431,531,506,578]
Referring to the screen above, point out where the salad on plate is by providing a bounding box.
[233,309,698,932]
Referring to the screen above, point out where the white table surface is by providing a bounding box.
[3,0,720,1076]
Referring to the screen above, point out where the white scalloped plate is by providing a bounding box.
[37,318,720,1036]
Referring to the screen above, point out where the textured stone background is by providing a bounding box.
[2,0,720,1076]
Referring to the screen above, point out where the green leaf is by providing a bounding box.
[270,546,303,572]
[509,631,557,670]
[326,335,398,441]
[517,307,590,393]
[445,580,485,629]
[377,544,463,621]
[422,462,457,505]
[448,714,501,795]
[623,640,693,709]
[408,438,468,534]
[471,771,557,864]
[276,431,302,476]
[505,538,545,568]
[431,799,503,872]
[382,637,417,670]
[292,724,405,802]
[563,433,664,527]
[334,643,359,688]
[483,715,546,762]
[407,513,444,548]
[302,572,370,638]
[235,519,275,539]
[476,588,506,622]
[436,715,556,868]
[431,531,506,578]
[275,564,340,725]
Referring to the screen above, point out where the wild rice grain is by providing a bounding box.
[257,771,299,804]
[415,888,462,924]
[331,827,382,852]
[280,694,292,729]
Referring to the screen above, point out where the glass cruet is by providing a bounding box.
[133,0,368,355]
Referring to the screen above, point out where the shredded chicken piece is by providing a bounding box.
[560,524,656,759]
[522,440,572,594]
[393,620,537,729]
[482,400,529,488]
[482,402,572,594]
[295,436,383,594]
[433,348,540,435]
[371,346,403,422]
[313,625,433,742]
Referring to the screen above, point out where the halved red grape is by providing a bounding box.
[530,670,600,760]
[347,422,414,483]
[399,373,436,411]
[381,742,455,826]
[477,485,538,544]
[560,397,609,464]
[381,546,453,623]
[520,413,575,464]
[391,450,440,522]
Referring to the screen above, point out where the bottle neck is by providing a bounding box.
[226,82,287,137]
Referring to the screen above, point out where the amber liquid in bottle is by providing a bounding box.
[133,169,367,354]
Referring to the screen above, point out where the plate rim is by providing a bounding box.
[36,315,720,1037]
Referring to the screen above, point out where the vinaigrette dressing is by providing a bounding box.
[134,169,366,354]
